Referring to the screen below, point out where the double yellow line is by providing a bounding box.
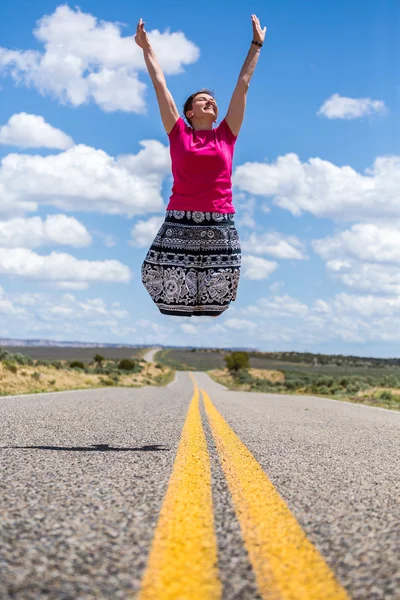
[138,376,350,600]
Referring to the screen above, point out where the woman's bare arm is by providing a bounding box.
[225,15,266,136]
[135,19,180,134]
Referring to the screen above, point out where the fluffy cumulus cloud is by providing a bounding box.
[242,231,307,259]
[0,288,134,340]
[0,5,199,112]
[241,255,278,280]
[236,291,400,345]
[0,248,131,288]
[233,153,400,221]
[246,294,309,318]
[0,138,170,217]
[317,93,387,119]
[325,260,400,295]
[129,215,165,247]
[313,223,400,295]
[0,113,73,149]
[0,214,91,248]
[313,223,400,265]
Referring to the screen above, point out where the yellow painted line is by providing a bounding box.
[138,381,221,600]
[202,389,350,600]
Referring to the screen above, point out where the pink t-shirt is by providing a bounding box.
[166,117,238,214]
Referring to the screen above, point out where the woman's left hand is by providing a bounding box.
[252,14,267,44]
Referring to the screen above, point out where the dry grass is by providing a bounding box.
[0,361,174,397]
[209,368,284,391]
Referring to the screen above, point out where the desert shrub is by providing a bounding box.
[0,348,9,361]
[31,372,41,380]
[379,391,394,401]
[225,352,249,373]
[118,359,140,372]
[10,352,31,365]
[318,386,330,395]
[381,375,400,388]
[155,363,163,369]
[4,362,17,374]
[330,384,343,394]
[110,374,120,383]
[36,360,52,367]
[99,377,115,386]
[235,369,253,384]
[284,378,305,391]
[94,353,105,365]
[345,382,360,394]
[51,361,63,370]
[49,379,56,385]
[69,361,85,370]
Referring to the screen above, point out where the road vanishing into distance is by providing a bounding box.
[1,368,399,599]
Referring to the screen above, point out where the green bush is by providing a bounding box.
[318,386,330,395]
[49,379,56,385]
[51,361,63,370]
[379,391,394,401]
[235,369,253,384]
[31,372,41,380]
[69,361,85,369]
[345,383,360,394]
[94,353,105,365]
[225,352,250,373]
[99,377,115,386]
[4,362,17,374]
[118,359,138,372]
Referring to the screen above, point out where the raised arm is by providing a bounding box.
[225,15,266,137]
[135,19,180,134]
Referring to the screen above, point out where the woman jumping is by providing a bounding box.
[136,15,266,317]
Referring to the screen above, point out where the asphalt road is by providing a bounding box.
[142,348,162,363]
[1,371,399,599]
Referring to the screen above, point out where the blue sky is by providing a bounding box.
[0,0,399,355]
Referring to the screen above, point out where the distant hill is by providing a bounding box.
[0,338,148,348]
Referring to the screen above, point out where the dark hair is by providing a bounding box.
[183,88,215,127]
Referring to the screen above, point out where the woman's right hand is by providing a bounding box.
[135,18,151,50]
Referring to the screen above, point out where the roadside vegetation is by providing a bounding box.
[156,348,400,411]
[0,349,174,397]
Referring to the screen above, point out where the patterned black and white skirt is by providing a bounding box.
[141,210,241,317]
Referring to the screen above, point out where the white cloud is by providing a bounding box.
[129,215,165,247]
[224,318,256,330]
[233,152,400,222]
[0,5,199,112]
[326,260,400,295]
[236,290,400,344]
[0,287,134,342]
[181,323,198,334]
[317,93,387,119]
[246,294,309,318]
[0,113,73,149]
[242,231,306,259]
[0,248,131,286]
[0,139,170,217]
[330,293,400,317]
[234,194,257,228]
[313,223,400,264]
[241,255,278,280]
[0,214,91,248]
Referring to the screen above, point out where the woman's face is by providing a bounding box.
[187,93,219,122]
